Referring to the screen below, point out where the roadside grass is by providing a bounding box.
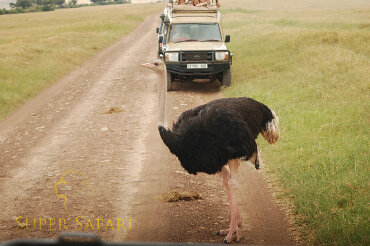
[0,4,162,119]
[221,1,369,245]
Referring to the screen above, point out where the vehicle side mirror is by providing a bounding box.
[156,28,159,33]
[159,36,163,43]
[225,35,230,43]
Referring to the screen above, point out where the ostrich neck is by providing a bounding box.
[158,66,167,128]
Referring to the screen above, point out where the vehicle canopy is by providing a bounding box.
[167,5,220,24]
[164,4,226,46]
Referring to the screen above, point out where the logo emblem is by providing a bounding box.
[54,170,90,214]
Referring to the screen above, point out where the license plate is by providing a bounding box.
[187,64,208,69]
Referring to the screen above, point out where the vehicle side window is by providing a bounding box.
[159,21,164,34]
[163,25,168,44]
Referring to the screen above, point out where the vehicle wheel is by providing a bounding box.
[167,72,172,91]
[213,77,222,88]
[222,69,232,87]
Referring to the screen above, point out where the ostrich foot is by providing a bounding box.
[216,225,241,236]
[217,216,242,236]
[216,213,242,239]
[218,228,240,244]
[216,220,242,236]
[217,220,242,243]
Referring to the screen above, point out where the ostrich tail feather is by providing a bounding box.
[262,110,280,144]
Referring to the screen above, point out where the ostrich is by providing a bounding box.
[142,59,280,243]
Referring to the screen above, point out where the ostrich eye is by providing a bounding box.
[154,62,159,66]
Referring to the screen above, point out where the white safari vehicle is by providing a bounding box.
[157,1,232,91]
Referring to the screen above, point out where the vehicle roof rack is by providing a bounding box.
[169,0,220,9]
[172,5,218,13]
[165,0,220,22]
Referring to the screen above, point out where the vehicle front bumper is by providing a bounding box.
[165,62,230,76]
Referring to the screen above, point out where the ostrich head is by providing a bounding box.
[141,59,165,73]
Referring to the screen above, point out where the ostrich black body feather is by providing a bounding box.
[158,97,276,175]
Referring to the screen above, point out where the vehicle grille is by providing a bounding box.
[181,52,212,62]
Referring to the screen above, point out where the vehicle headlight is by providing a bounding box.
[165,52,179,62]
[215,51,229,61]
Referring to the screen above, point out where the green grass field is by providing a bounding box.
[0,3,162,120]
[1,0,369,244]
[221,0,369,245]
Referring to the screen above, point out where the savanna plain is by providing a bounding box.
[222,0,369,245]
[0,0,369,245]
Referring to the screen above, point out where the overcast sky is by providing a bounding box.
[0,0,14,9]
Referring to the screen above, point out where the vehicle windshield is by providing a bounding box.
[169,23,222,43]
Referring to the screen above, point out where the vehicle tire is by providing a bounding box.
[213,77,221,88]
[222,69,232,87]
[167,72,172,91]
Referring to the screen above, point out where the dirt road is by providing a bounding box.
[0,15,295,245]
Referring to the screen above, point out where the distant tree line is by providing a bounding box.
[0,0,130,15]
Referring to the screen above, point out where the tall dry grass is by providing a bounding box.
[0,4,162,119]
[221,0,369,245]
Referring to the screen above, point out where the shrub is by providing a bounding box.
[41,5,54,11]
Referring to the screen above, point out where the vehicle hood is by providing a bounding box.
[165,42,227,51]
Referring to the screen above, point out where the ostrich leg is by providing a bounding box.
[217,159,241,243]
